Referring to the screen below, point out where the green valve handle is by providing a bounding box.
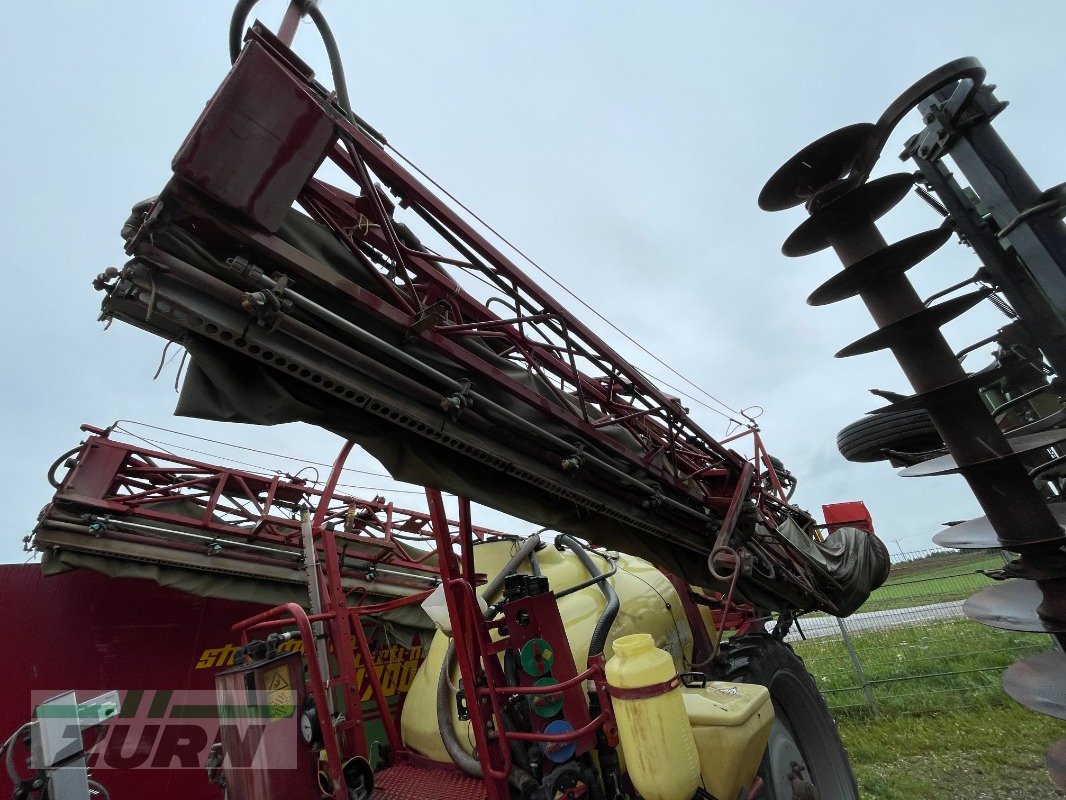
[519,638,555,677]
[530,677,564,718]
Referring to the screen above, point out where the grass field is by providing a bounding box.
[792,548,1065,796]
[839,703,1066,799]
[859,552,1005,614]
[793,617,1051,716]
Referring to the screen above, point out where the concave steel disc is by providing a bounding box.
[867,361,1038,414]
[808,225,953,306]
[900,427,1066,478]
[1002,649,1066,720]
[782,173,915,257]
[963,580,1066,634]
[759,123,876,212]
[932,504,1066,549]
[1049,738,1066,790]
[835,289,989,359]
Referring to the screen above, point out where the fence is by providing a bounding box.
[788,548,1056,717]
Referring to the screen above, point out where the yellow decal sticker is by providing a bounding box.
[263,665,296,719]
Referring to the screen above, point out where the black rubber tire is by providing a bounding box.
[836,408,942,463]
[716,634,859,800]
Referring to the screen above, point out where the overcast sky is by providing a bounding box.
[3,1,1065,566]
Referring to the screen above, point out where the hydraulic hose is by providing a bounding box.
[228,0,261,63]
[556,535,619,661]
[437,536,541,791]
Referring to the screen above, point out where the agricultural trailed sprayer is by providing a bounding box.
[5,3,1065,799]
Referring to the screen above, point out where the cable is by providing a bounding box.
[47,446,82,489]
[556,535,619,659]
[109,427,424,497]
[113,420,393,478]
[386,142,750,423]
[3,722,32,785]
[228,0,261,63]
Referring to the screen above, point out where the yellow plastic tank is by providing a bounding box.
[682,682,774,800]
[605,633,701,800]
[401,540,693,763]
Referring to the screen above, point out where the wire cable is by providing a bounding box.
[109,426,424,497]
[385,142,750,423]
[112,420,393,478]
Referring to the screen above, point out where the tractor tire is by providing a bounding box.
[836,408,941,463]
[716,634,859,800]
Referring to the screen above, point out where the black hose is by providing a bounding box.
[306,4,352,115]
[556,535,619,661]
[555,556,618,599]
[47,446,82,489]
[229,0,261,63]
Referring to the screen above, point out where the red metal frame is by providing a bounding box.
[222,442,625,800]
[422,486,618,800]
[40,425,762,799]
[37,424,504,592]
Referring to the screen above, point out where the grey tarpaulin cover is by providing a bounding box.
[164,210,701,582]
[133,206,891,615]
[771,517,891,617]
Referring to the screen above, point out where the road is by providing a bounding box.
[783,599,966,640]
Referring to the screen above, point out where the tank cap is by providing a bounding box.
[612,633,654,657]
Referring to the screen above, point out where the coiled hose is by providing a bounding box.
[437,536,541,792]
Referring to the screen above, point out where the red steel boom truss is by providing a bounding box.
[94,21,863,613]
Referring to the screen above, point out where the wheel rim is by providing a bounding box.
[765,714,811,798]
[764,667,856,799]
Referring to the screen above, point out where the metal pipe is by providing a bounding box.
[437,535,542,778]
[248,269,722,530]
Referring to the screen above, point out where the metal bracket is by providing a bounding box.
[440,379,474,421]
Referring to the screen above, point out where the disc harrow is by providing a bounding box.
[761,58,1066,788]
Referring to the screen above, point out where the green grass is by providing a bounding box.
[791,552,1065,796]
[794,617,1052,716]
[840,703,1066,799]
[859,553,1004,614]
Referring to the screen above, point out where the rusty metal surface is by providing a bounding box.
[807,226,952,307]
[781,173,915,257]
[898,428,1066,478]
[1048,738,1066,790]
[759,123,876,212]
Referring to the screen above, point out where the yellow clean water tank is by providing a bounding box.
[683,682,774,800]
[605,633,701,800]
